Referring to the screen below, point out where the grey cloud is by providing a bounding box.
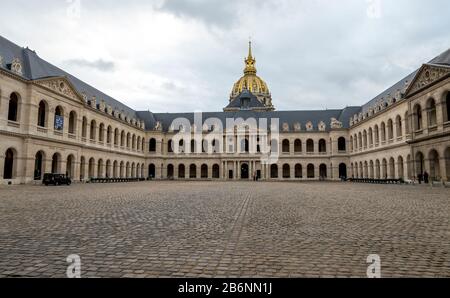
[157,0,238,28]
[65,59,115,72]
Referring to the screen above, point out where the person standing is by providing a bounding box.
[424,171,429,184]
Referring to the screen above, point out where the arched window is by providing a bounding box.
[148,164,156,179]
[8,93,19,122]
[349,136,353,152]
[368,128,373,146]
[107,126,112,144]
[167,164,174,178]
[294,139,302,153]
[114,128,119,145]
[90,120,97,140]
[120,131,125,147]
[358,132,362,149]
[201,164,208,179]
[178,164,185,178]
[338,137,346,151]
[67,155,75,178]
[282,139,290,153]
[99,123,105,142]
[37,100,47,127]
[306,139,314,153]
[149,138,157,152]
[189,164,197,178]
[363,130,368,148]
[3,148,15,179]
[427,98,437,127]
[68,111,77,134]
[387,119,394,140]
[414,104,423,131]
[168,140,173,153]
[380,122,386,142]
[54,106,64,131]
[374,125,379,144]
[318,139,326,153]
[82,117,88,138]
[52,153,61,174]
[395,115,402,137]
[126,133,131,148]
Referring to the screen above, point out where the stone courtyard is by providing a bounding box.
[0,181,449,278]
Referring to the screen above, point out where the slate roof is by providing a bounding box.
[151,106,362,132]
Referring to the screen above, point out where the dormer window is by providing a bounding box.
[241,98,250,110]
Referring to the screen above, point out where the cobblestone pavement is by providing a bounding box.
[0,181,449,278]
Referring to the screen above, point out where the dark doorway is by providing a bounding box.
[229,170,233,179]
[148,164,156,179]
[34,151,43,180]
[339,163,347,180]
[241,163,249,179]
[3,149,14,179]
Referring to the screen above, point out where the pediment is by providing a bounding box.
[405,64,450,97]
[34,77,84,103]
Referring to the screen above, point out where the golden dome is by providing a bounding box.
[230,42,272,104]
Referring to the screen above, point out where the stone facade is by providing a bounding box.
[1,38,450,184]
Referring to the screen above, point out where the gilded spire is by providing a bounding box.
[244,40,256,75]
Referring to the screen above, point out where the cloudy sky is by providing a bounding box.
[1,0,449,112]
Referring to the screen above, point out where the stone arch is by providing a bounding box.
[149,138,157,152]
[294,139,302,153]
[34,150,45,180]
[167,164,174,178]
[66,154,75,178]
[52,152,62,174]
[388,157,395,179]
[148,163,156,179]
[178,164,185,179]
[189,164,196,178]
[319,139,327,153]
[3,148,17,179]
[395,115,403,137]
[339,163,347,179]
[295,164,302,179]
[282,164,290,178]
[90,119,97,140]
[397,156,404,179]
[282,139,290,153]
[429,149,440,181]
[306,139,314,153]
[89,158,96,178]
[307,164,315,178]
[201,164,208,179]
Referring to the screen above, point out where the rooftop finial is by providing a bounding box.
[244,39,256,75]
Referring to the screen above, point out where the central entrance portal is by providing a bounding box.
[241,163,249,179]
